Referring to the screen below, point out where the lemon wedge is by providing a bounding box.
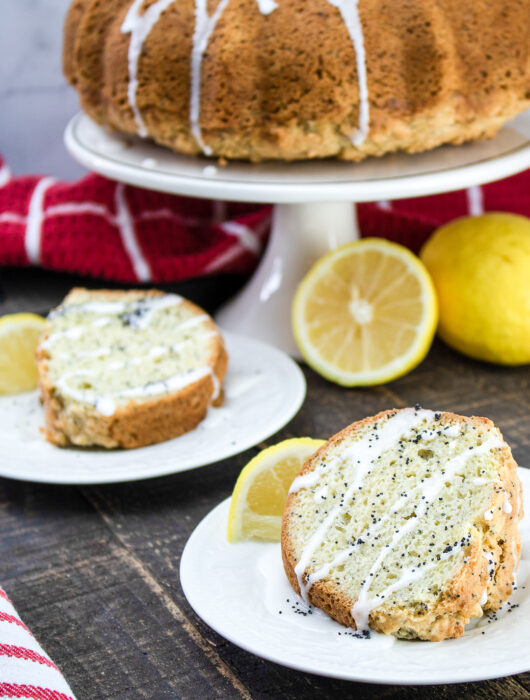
[0,313,46,394]
[292,238,438,386]
[227,437,325,542]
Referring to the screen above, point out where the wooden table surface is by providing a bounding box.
[0,269,529,699]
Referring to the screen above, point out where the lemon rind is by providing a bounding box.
[227,437,325,542]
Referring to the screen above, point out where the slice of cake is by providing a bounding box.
[36,288,228,449]
[281,408,522,641]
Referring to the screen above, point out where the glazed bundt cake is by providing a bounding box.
[37,288,227,448]
[63,0,530,162]
[281,408,522,641]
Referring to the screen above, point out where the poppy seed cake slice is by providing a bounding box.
[281,408,522,641]
[36,288,228,449]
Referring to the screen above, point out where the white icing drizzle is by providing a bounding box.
[292,409,503,635]
[45,297,184,348]
[484,509,494,521]
[444,425,460,437]
[304,481,426,594]
[352,541,469,636]
[503,498,512,514]
[479,549,495,607]
[57,348,112,361]
[208,367,221,401]
[120,0,372,153]
[350,436,502,634]
[326,0,369,145]
[293,408,437,602]
[171,329,217,355]
[50,301,126,318]
[108,361,126,371]
[125,295,186,329]
[96,396,118,417]
[92,317,112,328]
[48,297,218,416]
[255,0,278,13]
[314,486,328,504]
[121,0,177,137]
[40,325,85,350]
[56,365,217,417]
[50,294,183,323]
[290,465,327,494]
[479,588,488,607]
[190,0,231,154]
[171,314,210,333]
[149,346,168,359]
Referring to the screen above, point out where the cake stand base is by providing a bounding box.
[216,201,358,357]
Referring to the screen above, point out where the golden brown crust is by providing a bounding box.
[63,0,530,162]
[281,409,523,641]
[62,0,86,86]
[36,288,228,449]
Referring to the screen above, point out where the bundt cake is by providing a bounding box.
[37,287,227,448]
[281,407,522,641]
[63,0,530,162]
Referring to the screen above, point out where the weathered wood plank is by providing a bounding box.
[0,271,529,699]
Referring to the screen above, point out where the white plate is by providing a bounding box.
[181,467,530,685]
[65,111,530,202]
[0,332,305,485]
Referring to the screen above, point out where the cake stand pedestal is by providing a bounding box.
[65,112,530,356]
[216,201,359,355]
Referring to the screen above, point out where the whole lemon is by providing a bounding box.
[420,213,530,365]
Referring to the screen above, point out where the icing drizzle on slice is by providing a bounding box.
[46,295,220,416]
[293,408,436,602]
[56,366,216,417]
[291,409,504,637]
[350,436,502,634]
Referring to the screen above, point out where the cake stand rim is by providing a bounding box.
[65,111,530,204]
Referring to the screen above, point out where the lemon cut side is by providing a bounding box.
[227,438,325,543]
[292,239,438,386]
[0,313,46,395]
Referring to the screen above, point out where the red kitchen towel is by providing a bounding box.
[0,587,75,699]
[0,154,529,284]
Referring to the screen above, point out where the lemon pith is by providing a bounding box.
[227,438,325,543]
[292,238,438,386]
[0,313,46,395]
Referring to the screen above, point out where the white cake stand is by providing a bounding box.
[65,112,530,356]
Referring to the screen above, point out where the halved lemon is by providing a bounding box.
[292,238,438,386]
[227,437,325,542]
[0,313,46,394]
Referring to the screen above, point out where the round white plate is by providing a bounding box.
[181,467,530,685]
[65,111,530,203]
[0,332,305,485]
